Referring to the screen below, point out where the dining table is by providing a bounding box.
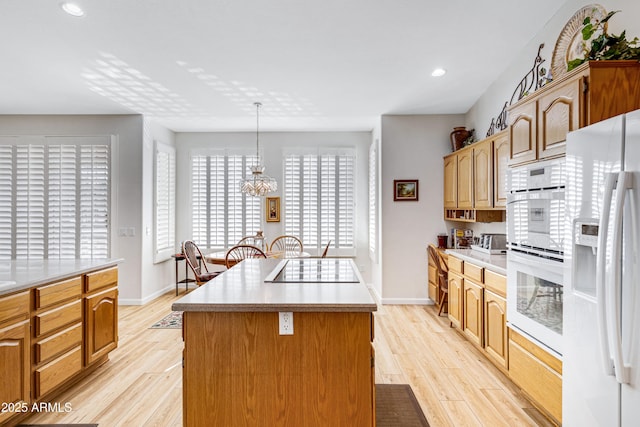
[204,249,311,266]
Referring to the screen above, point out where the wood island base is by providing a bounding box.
[182,310,375,427]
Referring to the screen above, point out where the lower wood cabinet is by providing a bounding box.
[0,319,30,425]
[447,271,463,329]
[0,264,118,426]
[85,287,118,364]
[85,267,119,365]
[462,280,483,347]
[447,255,507,371]
[484,290,508,368]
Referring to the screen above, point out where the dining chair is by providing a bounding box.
[321,240,332,258]
[270,235,303,256]
[225,244,267,269]
[238,234,267,251]
[428,244,449,316]
[182,240,221,286]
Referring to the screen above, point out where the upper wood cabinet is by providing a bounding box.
[508,60,640,166]
[457,150,473,209]
[443,130,507,221]
[443,154,457,208]
[493,132,509,207]
[473,138,492,209]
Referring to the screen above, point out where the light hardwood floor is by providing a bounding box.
[22,290,553,427]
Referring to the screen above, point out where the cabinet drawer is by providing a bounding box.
[464,262,484,283]
[0,291,30,324]
[85,267,118,293]
[34,345,82,399]
[35,322,82,365]
[484,270,507,297]
[35,277,82,310]
[35,299,82,337]
[448,256,463,274]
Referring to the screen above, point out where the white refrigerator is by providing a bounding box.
[564,109,640,426]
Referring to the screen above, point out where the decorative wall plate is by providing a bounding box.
[551,4,607,79]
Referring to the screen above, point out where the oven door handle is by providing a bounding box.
[596,172,617,376]
[506,190,565,204]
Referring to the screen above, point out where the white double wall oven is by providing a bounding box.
[506,158,565,357]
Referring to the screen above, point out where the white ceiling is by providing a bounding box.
[0,0,565,132]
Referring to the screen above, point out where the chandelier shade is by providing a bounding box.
[240,102,277,197]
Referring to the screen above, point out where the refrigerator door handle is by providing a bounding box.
[609,171,633,384]
[597,172,617,376]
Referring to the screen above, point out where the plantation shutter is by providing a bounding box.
[0,136,111,260]
[154,142,176,263]
[284,149,355,253]
[368,142,377,258]
[190,153,260,249]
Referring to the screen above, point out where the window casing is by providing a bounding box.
[283,149,355,254]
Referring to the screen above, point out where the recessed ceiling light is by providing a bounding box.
[61,2,85,17]
[431,68,446,77]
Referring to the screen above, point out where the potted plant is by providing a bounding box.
[568,10,640,71]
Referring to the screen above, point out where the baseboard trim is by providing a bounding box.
[119,284,174,305]
[379,297,434,305]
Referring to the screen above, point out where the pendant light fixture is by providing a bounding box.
[240,102,277,197]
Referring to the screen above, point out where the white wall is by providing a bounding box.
[175,131,373,283]
[0,115,145,302]
[370,119,383,299]
[140,119,177,304]
[378,114,464,303]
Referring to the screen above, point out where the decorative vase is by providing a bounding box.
[450,127,472,152]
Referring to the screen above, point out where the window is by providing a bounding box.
[154,142,175,263]
[283,149,355,253]
[190,152,261,248]
[0,136,111,260]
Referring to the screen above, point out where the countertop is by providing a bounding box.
[445,249,507,275]
[172,258,378,313]
[0,258,122,296]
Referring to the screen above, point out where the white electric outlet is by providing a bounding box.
[279,312,294,335]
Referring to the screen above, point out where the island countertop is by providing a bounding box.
[172,258,378,313]
[0,258,122,296]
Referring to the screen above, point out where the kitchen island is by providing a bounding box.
[172,258,377,427]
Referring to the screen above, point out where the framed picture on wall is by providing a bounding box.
[393,179,419,201]
[266,196,280,222]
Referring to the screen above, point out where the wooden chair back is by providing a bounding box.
[225,244,267,269]
[428,244,449,316]
[321,240,332,258]
[269,235,303,255]
[182,240,218,286]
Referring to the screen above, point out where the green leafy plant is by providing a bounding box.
[567,10,640,71]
